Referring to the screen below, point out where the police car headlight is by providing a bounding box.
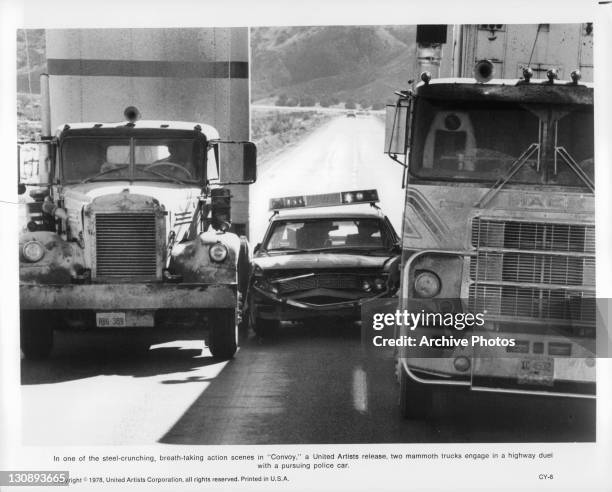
[414,271,441,298]
[22,240,45,263]
[374,277,386,291]
[362,279,373,292]
[209,243,228,262]
[254,278,278,295]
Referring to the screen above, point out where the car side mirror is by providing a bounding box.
[253,243,262,254]
[18,183,26,195]
[214,141,257,185]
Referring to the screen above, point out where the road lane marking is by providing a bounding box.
[352,365,368,414]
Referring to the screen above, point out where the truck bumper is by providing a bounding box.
[401,333,596,398]
[20,282,237,310]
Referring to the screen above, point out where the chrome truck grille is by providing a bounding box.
[469,219,595,325]
[95,213,158,280]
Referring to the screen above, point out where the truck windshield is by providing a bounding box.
[61,136,204,184]
[410,98,594,188]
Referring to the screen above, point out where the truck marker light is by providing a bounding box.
[22,240,45,263]
[521,66,533,82]
[546,68,558,83]
[209,242,229,262]
[570,69,582,84]
[420,71,432,84]
[414,271,441,298]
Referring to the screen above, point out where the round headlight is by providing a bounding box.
[374,277,386,291]
[22,240,45,263]
[362,279,372,292]
[414,271,441,298]
[209,243,228,262]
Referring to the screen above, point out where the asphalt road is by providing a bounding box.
[22,324,595,445]
[21,115,595,445]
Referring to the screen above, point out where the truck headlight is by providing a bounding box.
[209,242,229,262]
[22,240,45,263]
[414,271,440,298]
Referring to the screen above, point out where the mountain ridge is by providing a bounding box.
[251,26,418,106]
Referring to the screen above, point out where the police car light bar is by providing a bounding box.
[269,189,379,210]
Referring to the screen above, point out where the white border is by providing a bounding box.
[1,1,611,491]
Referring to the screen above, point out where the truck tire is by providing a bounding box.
[253,318,279,339]
[21,312,54,360]
[237,236,251,298]
[208,309,238,359]
[236,236,251,340]
[399,365,433,420]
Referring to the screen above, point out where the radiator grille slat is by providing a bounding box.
[95,213,158,279]
[276,274,362,294]
[470,218,595,325]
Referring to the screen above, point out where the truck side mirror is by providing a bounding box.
[215,141,257,185]
[18,140,55,189]
[384,98,411,156]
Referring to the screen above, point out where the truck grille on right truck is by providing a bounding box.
[469,218,595,326]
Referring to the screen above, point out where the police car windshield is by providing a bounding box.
[263,218,390,253]
[410,98,594,188]
[61,137,203,184]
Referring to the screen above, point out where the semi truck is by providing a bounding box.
[18,28,255,360]
[384,24,595,418]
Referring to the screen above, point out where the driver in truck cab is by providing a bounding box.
[155,141,193,167]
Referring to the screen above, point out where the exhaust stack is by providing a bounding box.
[38,73,51,184]
[40,74,51,138]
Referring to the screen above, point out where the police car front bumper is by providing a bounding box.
[251,284,385,321]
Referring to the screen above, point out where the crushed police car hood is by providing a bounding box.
[253,252,392,271]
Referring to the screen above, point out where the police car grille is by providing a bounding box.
[469,218,595,325]
[95,213,158,279]
[276,274,361,294]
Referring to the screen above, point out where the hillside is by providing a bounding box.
[251,25,417,106]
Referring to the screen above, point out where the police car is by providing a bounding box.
[247,189,401,336]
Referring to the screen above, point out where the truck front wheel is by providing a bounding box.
[208,309,238,359]
[399,364,433,420]
[21,312,54,360]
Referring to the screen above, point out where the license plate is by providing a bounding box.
[96,312,126,328]
[517,357,554,386]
